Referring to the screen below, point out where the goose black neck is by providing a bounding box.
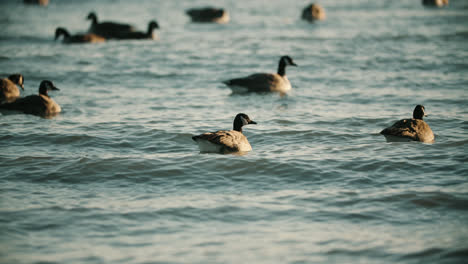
[39,88,49,97]
[413,106,425,120]
[413,112,424,120]
[61,29,71,38]
[277,59,287,76]
[147,25,154,36]
[233,119,243,133]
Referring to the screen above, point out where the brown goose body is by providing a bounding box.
[380,105,435,143]
[87,12,135,39]
[55,27,105,44]
[117,21,159,40]
[224,73,291,94]
[223,56,297,94]
[0,74,24,103]
[186,7,230,23]
[192,113,257,153]
[0,80,60,117]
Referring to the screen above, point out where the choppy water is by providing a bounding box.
[1,0,467,263]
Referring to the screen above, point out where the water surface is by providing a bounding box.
[1,0,467,263]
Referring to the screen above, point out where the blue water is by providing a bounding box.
[1,0,467,263]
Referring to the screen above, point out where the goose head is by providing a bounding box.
[148,20,160,32]
[281,56,297,67]
[413,105,427,120]
[233,113,257,132]
[87,12,98,24]
[8,74,24,90]
[39,80,59,97]
[277,55,297,76]
[55,27,70,41]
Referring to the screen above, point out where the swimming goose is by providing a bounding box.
[117,21,159,40]
[186,7,230,23]
[192,113,257,153]
[55,27,105,44]
[301,3,326,22]
[223,56,297,94]
[422,0,449,7]
[23,0,48,6]
[1,74,24,103]
[0,80,61,116]
[380,105,435,143]
[87,12,135,39]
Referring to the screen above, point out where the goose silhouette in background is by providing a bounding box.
[0,80,61,117]
[223,56,297,95]
[24,0,48,6]
[55,27,106,44]
[117,20,160,40]
[87,12,135,39]
[422,0,449,7]
[301,3,326,22]
[380,105,435,143]
[186,7,230,23]
[192,113,257,153]
[1,74,24,103]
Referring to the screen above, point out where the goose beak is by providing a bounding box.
[20,84,25,91]
[249,120,257,125]
[291,62,298,66]
[51,86,60,91]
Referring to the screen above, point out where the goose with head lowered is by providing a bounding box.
[192,113,257,153]
[117,20,159,40]
[223,55,297,95]
[87,12,135,39]
[1,74,24,103]
[380,105,435,143]
[0,80,61,117]
[55,27,105,44]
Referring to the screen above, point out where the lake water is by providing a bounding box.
[1,0,467,263]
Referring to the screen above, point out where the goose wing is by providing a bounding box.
[223,73,282,92]
[89,22,136,39]
[380,119,434,142]
[0,95,47,115]
[98,21,135,32]
[193,130,247,152]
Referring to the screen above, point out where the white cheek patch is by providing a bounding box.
[240,116,249,126]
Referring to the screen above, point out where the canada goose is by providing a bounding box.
[422,0,449,7]
[1,74,24,103]
[192,113,257,153]
[0,80,61,117]
[380,105,435,143]
[117,21,159,40]
[55,27,105,44]
[223,56,297,94]
[23,0,48,6]
[186,7,230,23]
[87,12,135,39]
[301,3,326,22]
